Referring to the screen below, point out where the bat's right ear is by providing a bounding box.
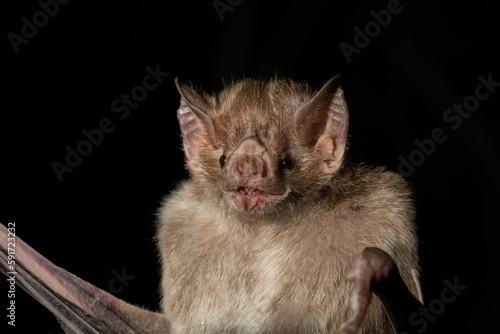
[175,78,217,171]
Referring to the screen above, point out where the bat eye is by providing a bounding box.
[219,154,226,168]
[279,155,294,170]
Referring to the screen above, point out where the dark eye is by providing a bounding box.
[219,154,226,168]
[279,155,294,170]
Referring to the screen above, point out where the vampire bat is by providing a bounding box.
[1,75,424,333]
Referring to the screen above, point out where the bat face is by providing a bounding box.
[176,75,349,216]
[213,87,305,213]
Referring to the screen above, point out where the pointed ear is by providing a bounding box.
[293,75,349,174]
[175,78,217,169]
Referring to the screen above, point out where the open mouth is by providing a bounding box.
[236,187,262,196]
[227,186,289,211]
[232,187,264,211]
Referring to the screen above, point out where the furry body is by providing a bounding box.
[157,78,420,333]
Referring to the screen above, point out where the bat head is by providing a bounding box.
[175,75,348,216]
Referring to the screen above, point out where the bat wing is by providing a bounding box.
[336,247,424,334]
[0,223,170,334]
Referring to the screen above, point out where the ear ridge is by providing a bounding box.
[175,78,217,163]
[328,84,349,159]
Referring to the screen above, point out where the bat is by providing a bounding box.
[1,75,424,333]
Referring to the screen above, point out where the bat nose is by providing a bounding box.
[234,155,267,177]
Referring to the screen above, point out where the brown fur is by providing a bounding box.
[157,77,420,333]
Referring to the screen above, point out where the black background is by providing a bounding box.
[2,0,499,333]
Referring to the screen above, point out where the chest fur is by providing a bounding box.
[160,214,369,333]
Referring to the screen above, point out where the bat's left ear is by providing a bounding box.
[293,74,348,174]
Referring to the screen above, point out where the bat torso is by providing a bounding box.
[157,166,419,334]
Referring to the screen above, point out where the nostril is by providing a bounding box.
[235,155,251,176]
[251,157,259,175]
[234,155,266,177]
[235,158,244,176]
[260,160,268,177]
